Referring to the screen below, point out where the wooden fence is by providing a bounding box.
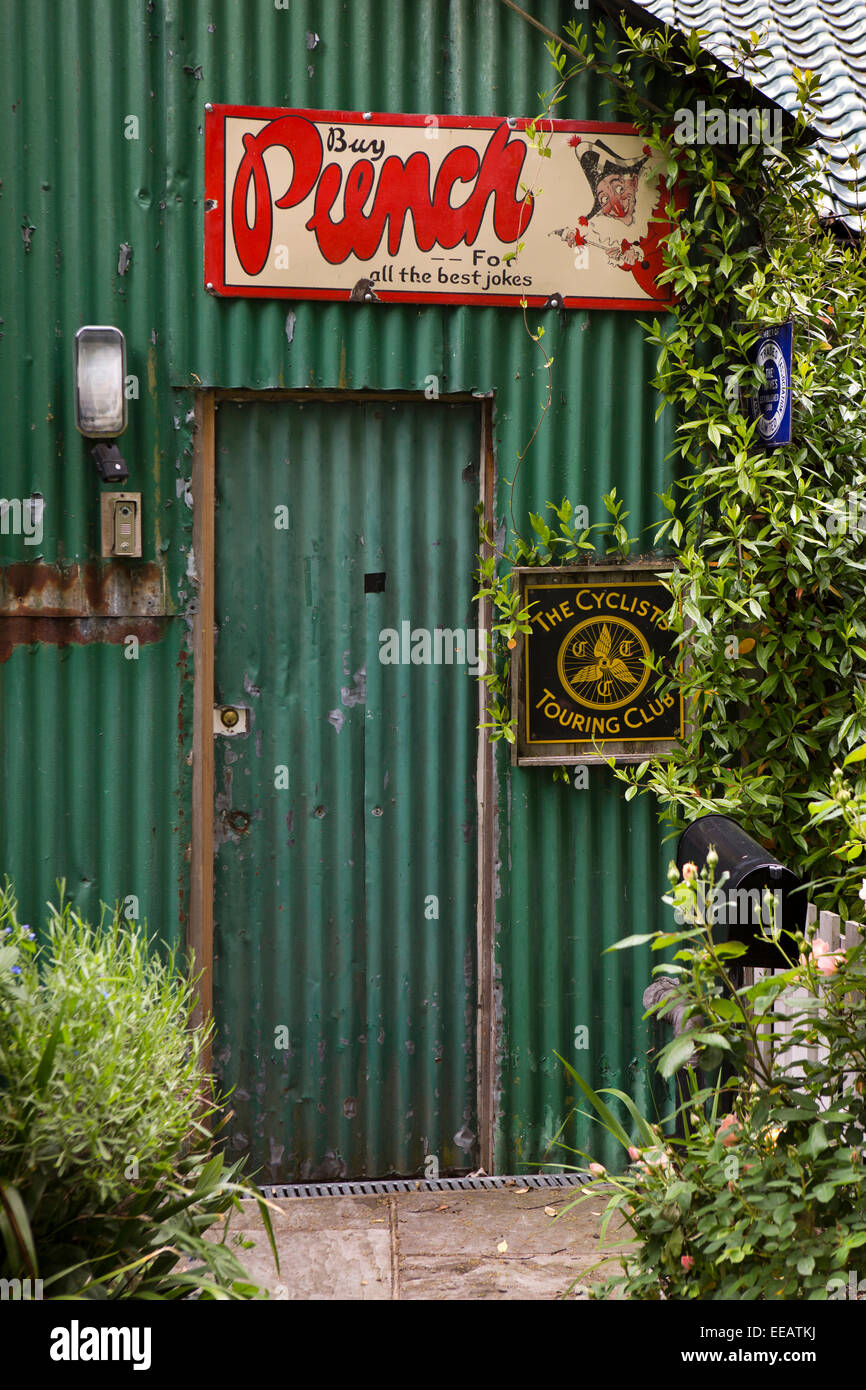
[747,904,862,1093]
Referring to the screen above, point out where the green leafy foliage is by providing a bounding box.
[554,859,866,1300]
[598,25,866,919]
[0,881,277,1298]
[805,750,866,903]
[474,492,637,744]
[503,15,866,916]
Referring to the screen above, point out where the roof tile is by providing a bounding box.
[631,0,866,225]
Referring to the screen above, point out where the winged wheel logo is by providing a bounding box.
[557,617,652,711]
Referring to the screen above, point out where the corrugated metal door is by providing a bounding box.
[212,397,482,1181]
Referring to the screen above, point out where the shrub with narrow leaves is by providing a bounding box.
[0,880,278,1298]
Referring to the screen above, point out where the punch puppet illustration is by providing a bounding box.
[553,136,658,276]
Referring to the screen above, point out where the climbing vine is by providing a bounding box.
[474,490,636,771]
[482,6,866,916]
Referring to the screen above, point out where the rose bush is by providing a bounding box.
[557,843,866,1300]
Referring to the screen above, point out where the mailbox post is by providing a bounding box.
[675,813,807,968]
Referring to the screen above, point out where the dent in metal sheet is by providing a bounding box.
[302,1151,347,1183]
[453,1123,475,1151]
[340,666,366,707]
[214,765,241,848]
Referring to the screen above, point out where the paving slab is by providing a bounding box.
[226,1185,630,1300]
[399,1253,597,1301]
[395,1188,597,1256]
[228,1227,393,1300]
[222,1195,395,1299]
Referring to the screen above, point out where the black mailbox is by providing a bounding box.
[675,814,807,968]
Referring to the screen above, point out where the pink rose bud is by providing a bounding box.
[816,951,843,976]
[718,1114,742,1147]
[588,1162,606,1177]
[681,1255,695,1271]
[800,937,842,971]
[628,1146,641,1161]
[681,862,698,883]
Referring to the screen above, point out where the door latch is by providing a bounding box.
[214,705,249,736]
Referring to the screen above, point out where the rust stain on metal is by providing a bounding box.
[227,809,251,835]
[0,562,169,616]
[0,616,169,663]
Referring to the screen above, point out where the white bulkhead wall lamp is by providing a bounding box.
[74,325,129,482]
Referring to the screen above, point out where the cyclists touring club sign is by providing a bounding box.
[204,107,677,309]
[512,567,685,765]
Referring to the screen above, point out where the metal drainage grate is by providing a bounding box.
[254,1173,589,1200]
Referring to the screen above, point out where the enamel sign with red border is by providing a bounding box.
[204,106,676,309]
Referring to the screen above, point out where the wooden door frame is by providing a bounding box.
[188,389,498,1170]
[475,401,497,1173]
[189,391,215,1066]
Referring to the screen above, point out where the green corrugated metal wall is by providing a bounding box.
[0,0,191,948]
[1,0,678,1173]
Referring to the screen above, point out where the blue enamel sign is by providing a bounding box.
[748,321,793,447]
